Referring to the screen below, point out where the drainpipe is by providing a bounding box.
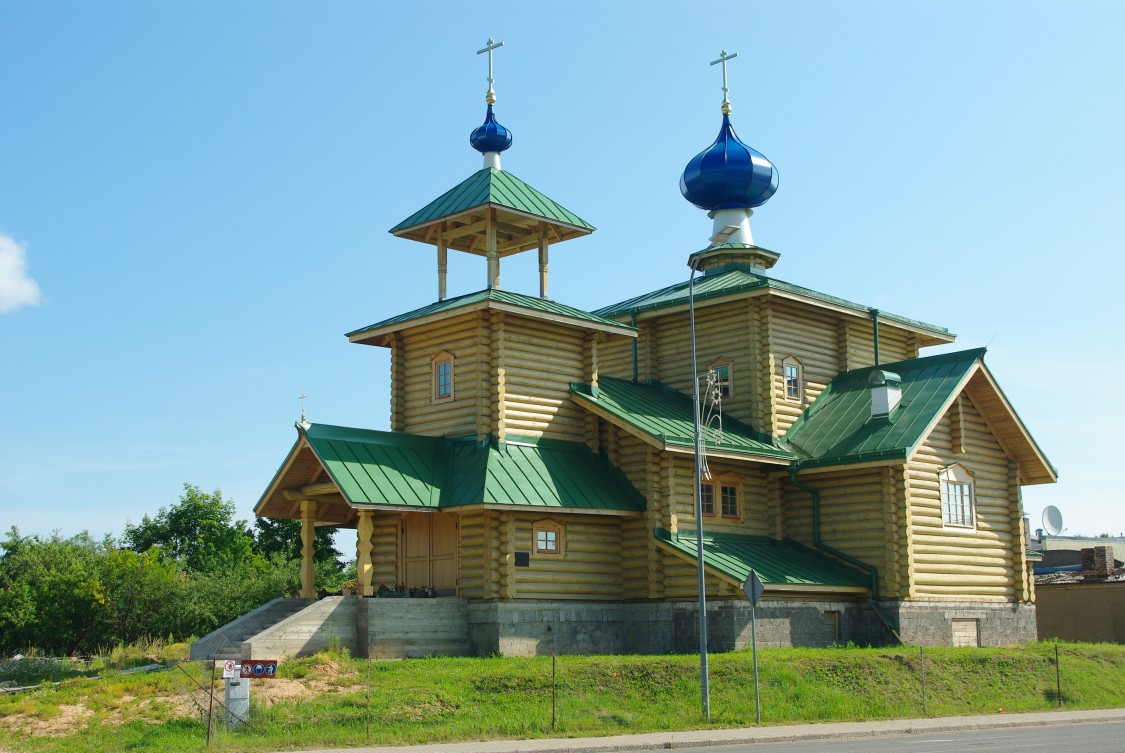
[631,312,639,383]
[870,308,881,366]
[788,465,901,643]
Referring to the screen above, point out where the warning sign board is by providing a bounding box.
[240,660,278,679]
[220,660,237,679]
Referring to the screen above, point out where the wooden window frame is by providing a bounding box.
[532,518,565,560]
[940,463,976,530]
[431,350,455,404]
[708,357,734,400]
[782,356,804,403]
[698,473,741,521]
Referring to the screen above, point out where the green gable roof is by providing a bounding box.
[571,376,795,462]
[655,529,870,589]
[291,423,644,512]
[594,264,952,343]
[346,288,636,343]
[390,168,594,236]
[783,348,984,468]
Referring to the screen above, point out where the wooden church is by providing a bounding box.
[253,45,1056,655]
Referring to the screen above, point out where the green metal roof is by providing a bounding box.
[782,348,984,468]
[654,529,870,589]
[390,168,594,235]
[299,423,644,512]
[347,288,637,342]
[594,264,952,340]
[571,376,795,462]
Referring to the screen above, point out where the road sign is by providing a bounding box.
[742,569,764,606]
[219,660,237,679]
[240,660,278,679]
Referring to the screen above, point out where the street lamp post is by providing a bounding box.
[688,256,710,721]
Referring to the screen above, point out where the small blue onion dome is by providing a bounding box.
[680,114,778,211]
[469,104,513,154]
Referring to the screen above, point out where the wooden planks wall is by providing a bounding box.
[907,394,1023,601]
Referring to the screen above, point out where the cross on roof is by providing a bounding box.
[710,49,738,114]
[477,37,505,104]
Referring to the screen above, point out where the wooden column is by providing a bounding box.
[538,223,549,298]
[300,499,316,598]
[486,209,499,289]
[356,509,375,597]
[437,235,448,301]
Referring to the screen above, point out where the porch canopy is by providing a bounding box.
[256,423,645,596]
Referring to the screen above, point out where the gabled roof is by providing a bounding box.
[347,288,637,346]
[654,529,870,591]
[783,348,1057,484]
[594,264,954,346]
[570,376,795,464]
[389,168,594,253]
[255,423,645,521]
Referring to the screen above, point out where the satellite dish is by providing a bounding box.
[1042,506,1064,536]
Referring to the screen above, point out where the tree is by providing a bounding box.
[254,517,343,570]
[124,484,254,572]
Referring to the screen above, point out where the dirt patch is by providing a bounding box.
[0,704,93,737]
[255,678,316,705]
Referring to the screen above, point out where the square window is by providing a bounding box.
[536,529,557,553]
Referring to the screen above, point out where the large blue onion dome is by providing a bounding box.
[469,104,513,154]
[680,114,778,211]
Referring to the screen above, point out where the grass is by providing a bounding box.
[0,642,1122,752]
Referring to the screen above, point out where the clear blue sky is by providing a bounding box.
[2,1,1122,545]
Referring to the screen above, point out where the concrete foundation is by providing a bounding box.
[883,600,1037,646]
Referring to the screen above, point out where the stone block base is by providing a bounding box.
[883,600,1037,646]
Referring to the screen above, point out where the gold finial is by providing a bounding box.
[710,50,738,115]
[477,38,504,105]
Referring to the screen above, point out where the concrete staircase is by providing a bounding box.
[190,596,474,661]
[189,598,310,661]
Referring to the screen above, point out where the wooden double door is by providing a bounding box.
[401,512,458,595]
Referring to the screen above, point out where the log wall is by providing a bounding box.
[781,467,893,596]
[399,312,487,437]
[457,510,488,599]
[906,394,1025,602]
[500,316,588,441]
[769,300,838,435]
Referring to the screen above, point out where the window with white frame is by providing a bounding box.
[783,356,804,402]
[940,463,975,528]
[431,351,454,403]
[708,357,733,399]
[533,518,565,559]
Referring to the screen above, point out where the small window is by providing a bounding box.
[431,351,454,403]
[533,519,565,560]
[720,484,739,519]
[700,484,715,516]
[940,464,975,529]
[708,358,733,399]
[783,356,803,402]
[698,475,740,520]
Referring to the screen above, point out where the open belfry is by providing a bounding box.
[249,41,1057,657]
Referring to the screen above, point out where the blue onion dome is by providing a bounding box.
[469,104,513,154]
[680,114,778,211]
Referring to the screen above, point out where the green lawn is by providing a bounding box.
[1,642,1122,752]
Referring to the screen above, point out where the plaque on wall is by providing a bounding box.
[515,551,530,567]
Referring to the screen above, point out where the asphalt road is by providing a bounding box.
[671,720,1125,753]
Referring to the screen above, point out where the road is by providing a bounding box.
[671,720,1125,753]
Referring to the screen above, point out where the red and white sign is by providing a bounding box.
[218,660,237,679]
